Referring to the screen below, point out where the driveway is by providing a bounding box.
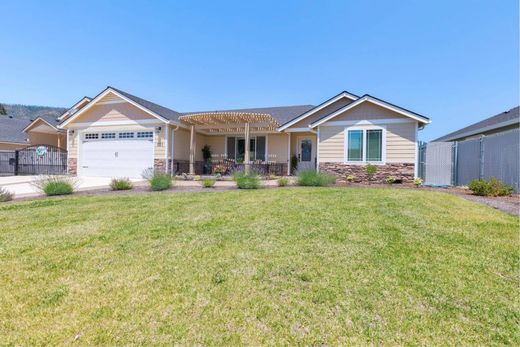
[0,176,145,198]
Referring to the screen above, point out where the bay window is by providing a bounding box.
[345,127,385,163]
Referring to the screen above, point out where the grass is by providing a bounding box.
[0,188,518,345]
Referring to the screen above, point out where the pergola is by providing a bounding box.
[179,112,281,174]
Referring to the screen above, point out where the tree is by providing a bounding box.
[0,104,6,115]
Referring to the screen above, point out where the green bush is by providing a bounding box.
[290,155,298,174]
[366,164,377,182]
[414,177,423,187]
[468,177,513,197]
[277,177,289,187]
[201,179,216,188]
[148,172,173,191]
[0,187,13,202]
[34,176,75,196]
[233,171,260,189]
[110,178,133,191]
[297,170,336,187]
[386,176,396,185]
[346,175,355,183]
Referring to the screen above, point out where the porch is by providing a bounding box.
[176,111,317,176]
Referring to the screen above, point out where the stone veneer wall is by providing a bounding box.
[319,162,415,183]
[154,159,168,173]
[67,158,77,175]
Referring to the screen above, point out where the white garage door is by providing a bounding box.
[80,131,154,178]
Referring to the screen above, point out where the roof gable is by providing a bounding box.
[277,91,359,131]
[59,87,179,127]
[23,117,59,133]
[310,95,430,127]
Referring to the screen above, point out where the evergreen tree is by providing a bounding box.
[0,104,6,115]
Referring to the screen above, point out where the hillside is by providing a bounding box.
[0,103,66,121]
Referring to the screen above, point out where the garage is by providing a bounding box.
[79,131,154,178]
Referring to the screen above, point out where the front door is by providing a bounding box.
[298,137,315,171]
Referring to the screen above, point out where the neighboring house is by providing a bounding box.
[59,86,430,180]
[433,106,519,142]
[0,114,66,151]
[0,116,31,150]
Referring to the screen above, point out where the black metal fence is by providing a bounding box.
[0,145,67,176]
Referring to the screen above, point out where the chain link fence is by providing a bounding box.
[418,128,519,191]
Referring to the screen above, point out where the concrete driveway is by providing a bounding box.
[0,176,145,198]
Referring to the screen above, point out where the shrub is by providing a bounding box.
[386,176,396,185]
[366,164,377,183]
[213,165,226,175]
[110,178,133,191]
[414,177,423,187]
[268,174,278,180]
[346,175,355,183]
[487,177,513,196]
[233,171,260,189]
[0,187,13,202]
[34,176,75,196]
[148,172,173,191]
[277,177,289,187]
[468,177,513,197]
[297,170,336,187]
[201,179,216,188]
[468,179,489,196]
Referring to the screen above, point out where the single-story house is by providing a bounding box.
[433,106,519,142]
[0,114,66,151]
[58,86,430,181]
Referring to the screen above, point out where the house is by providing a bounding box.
[433,106,519,142]
[58,87,430,181]
[0,114,66,151]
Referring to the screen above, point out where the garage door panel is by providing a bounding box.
[80,136,154,178]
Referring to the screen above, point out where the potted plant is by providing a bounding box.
[201,145,212,174]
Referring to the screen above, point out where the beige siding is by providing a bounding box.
[0,142,27,150]
[27,132,66,149]
[331,102,409,121]
[318,122,417,164]
[173,128,191,161]
[154,126,167,159]
[386,123,416,163]
[288,97,354,128]
[267,133,289,163]
[205,136,226,160]
[73,97,156,124]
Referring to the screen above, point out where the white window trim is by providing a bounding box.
[224,135,268,162]
[344,125,386,164]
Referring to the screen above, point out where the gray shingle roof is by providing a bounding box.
[0,116,30,144]
[182,105,315,125]
[109,87,183,122]
[434,106,519,142]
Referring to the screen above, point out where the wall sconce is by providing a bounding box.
[155,126,162,134]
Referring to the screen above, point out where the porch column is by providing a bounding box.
[287,132,291,175]
[189,125,195,175]
[244,122,250,173]
[57,134,61,149]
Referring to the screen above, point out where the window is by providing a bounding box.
[101,132,116,139]
[347,130,363,161]
[119,132,134,139]
[226,136,267,162]
[346,127,384,163]
[366,129,382,161]
[84,133,98,140]
[137,131,153,138]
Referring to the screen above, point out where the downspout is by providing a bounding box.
[170,123,179,175]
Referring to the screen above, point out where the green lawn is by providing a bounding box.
[0,188,518,345]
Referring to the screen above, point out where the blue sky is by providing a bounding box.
[0,0,517,141]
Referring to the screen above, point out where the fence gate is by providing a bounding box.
[0,151,16,176]
[15,145,67,175]
[420,142,453,186]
